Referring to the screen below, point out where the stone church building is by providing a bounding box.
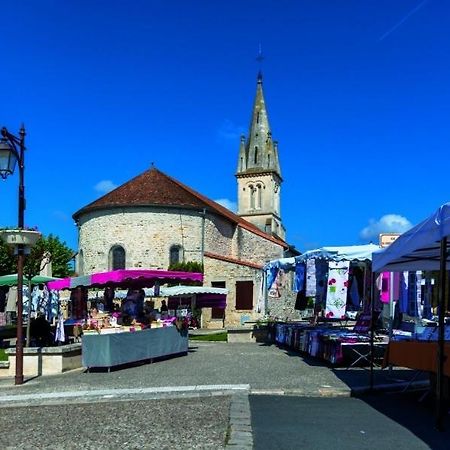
[73,73,290,327]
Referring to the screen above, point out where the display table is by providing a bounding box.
[385,341,450,376]
[82,326,188,369]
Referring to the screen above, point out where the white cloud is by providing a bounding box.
[214,198,237,213]
[359,214,413,241]
[94,180,118,195]
[217,119,245,141]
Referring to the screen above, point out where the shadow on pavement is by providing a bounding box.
[357,391,450,448]
[332,367,429,391]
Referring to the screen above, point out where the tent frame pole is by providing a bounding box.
[369,270,375,391]
[436,236,447,431]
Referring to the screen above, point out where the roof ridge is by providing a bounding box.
[161,170,287,247]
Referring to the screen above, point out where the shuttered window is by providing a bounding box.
[235,281,253,310]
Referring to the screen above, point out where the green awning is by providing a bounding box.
[0,274,60,287]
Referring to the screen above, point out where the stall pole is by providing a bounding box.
[369,271,375,391]
[436,236,447,431]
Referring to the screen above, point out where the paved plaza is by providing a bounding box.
[0,342,445,449]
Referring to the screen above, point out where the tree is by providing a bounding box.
[0,233,74,278]
[0,239,15,275]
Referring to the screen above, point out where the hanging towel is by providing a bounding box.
[325,261,350,319]
[293,264,305,293]
[349,276,360,308]
[305,259,316,297]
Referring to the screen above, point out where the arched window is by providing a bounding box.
[256,184,262,209]
[170,245,182,265]
[110,245,126,270]
[249,184,255,209]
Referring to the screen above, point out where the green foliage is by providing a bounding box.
[168,261,204,273]
[0,233,74,278]
[0,239,15,275]
[189,332,227,342]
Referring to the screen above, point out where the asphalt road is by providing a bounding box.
[250,394,450,450]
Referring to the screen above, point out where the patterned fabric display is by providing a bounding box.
[325,261,350,319]
[305,259,316,297]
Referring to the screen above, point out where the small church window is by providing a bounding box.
[249,185,255,209]
[170,245,182,265]
[256,184,262,209]
[254,147,258,165]
[256,112,260,124]
[110,245,126,270]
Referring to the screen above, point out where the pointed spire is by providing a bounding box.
[236,74,281,177]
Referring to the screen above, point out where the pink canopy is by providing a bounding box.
[47,269,203,290]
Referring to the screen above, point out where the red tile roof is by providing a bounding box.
[73,167,287,248]
[204,252,263,269]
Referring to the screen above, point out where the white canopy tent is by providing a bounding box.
[372,203,450,272]
[297,243,380,264]
[371,202,450,430]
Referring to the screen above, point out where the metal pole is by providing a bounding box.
[369,270,375,391]
[436,237,447,431]
[15,125,26,385]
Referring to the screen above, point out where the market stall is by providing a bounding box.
[263,244,385,366]
[372,202,450,429]
[47,269,203,370]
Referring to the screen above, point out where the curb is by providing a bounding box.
[226,393,253,449]
[0,384,251,407]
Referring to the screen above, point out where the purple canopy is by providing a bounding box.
[47,269,203,290]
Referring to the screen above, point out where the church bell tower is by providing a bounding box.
[236,72,285,240]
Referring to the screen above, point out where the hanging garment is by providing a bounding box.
[294,291,308,311]
[315,260,329,309]
[325,261,350,319]
[256,275,266,314]
[380,272,390,303]
[54,313,65,343]
[5,287,17,313]
[399,271,408,314]
[349,275,360,308]
[407,272,418,317]
[293,264,305,293]
[268,270,281,298]
[305,259,316,297]
[266,266,279,292]
[422,277,433,320]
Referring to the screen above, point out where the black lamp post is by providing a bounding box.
[0,125,26,385]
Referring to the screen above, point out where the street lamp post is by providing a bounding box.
[0,125,26,385]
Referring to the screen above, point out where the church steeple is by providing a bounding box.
[236,73,285,240]
[237,72,281,177]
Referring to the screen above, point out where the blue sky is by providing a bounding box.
[1,0,449,254]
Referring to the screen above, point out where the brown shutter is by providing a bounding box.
[235,281,253,310]
[211,281,226,319]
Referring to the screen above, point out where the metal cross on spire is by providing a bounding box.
[256,43,264,82]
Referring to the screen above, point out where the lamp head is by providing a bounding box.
[0,138,18,179]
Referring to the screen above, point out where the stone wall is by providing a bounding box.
[78,207,205,273]
[266,269,301,321]
[76,205,287,328]
[203,255,264,328]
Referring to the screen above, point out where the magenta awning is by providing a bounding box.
[47,269,203,290]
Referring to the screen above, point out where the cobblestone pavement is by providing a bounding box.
[0,396,231,450]
[0,342,428,449]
